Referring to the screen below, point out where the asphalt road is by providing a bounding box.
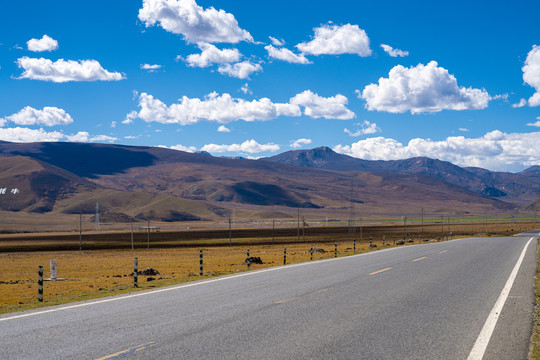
[1,232,538,360]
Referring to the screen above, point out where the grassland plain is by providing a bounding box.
[1,221,538,315]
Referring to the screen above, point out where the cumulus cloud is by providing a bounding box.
[141,64,162,72]
[138,0,253,44]
[217,125,230,132]
[269,36,285,46]
[290,90,355,119]
[296,24,371,57]
[123,111,138,125]
[217,60,262,79]
[527,117,540,127]
[170,144,197,152]
[66,131,90,142]
[459,128,469,132]
[185,42,241,67]
[2,106,73,126]
[512,98,527,108]
[201,139,279,154]
[523,45,540,106]
[265,45,311,64]
[27,35,58,52]
[360,61,490,114]
[90,135,117,142]
[344,120,379,137]
[334,130,540,172]
[17,57,124,82]
[0,127,65,142]
[240,83,252,95]
[134,92,301,125]
[290,138,312,148]
[380,44,408,57]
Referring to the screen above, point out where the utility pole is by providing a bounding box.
[228,214,232,246]
[130,217,134,250]
[79,205,82,251]
[302,216,305,242]
[147,219,150,249]
[297,208,300,242]
[272,218,275,245]
[421,205,424,233]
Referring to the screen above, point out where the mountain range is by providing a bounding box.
[0,141,538,222]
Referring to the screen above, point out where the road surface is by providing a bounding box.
[1,232,538,359]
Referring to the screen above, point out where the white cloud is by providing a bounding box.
[138,0,253,44]
[296,24,371,57]
[334,130,540,172]
[141,63,162,72]
[380,44,408,57]
[170,144,197,152]
[527,117,540,127]
[290,138,312,148]
[27,35,58,52]
[17,57,124,82]
[185,42,241,67]
[512,98,527,108]
[134,92,301,125]
[123,111,138,125]
[361,61,490,114]
[459,128,469,132]
[0,127,65,142]
[111,121,117,128]
[240,83,252,95]
[523,45,540,106]
[265,45,311,64]
[290,90,355,119]
[124,135,140,139]
[491,93,509,101]
[89,135,118,143]
[217,60,262,79]
[66,131,90,142]
[344,120,379,137]
[217,125,230,132]
[269,36,285,46]
[201,139,279,154]
[2,106,73,126]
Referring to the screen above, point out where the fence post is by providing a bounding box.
[383,235,386,247]
[334,243,337,258]
[284,248,287,265]
[200,250,203,276]
[38,266,43,302]
[247,249,250,270]
[134,257,138,288]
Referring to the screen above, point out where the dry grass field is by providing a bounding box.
[1,220,538,315]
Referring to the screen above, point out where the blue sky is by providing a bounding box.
[0,0,539,171]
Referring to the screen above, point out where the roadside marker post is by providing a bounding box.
[310,245,313,261]
[369,236,372,249]
[383,235,386,247]
[334,243,337,258]
[199,250,203,276]
[134,258,138,288]
[393,235,396,245]
[247,249,250,270]
[284,248,287,265]
[353,238,356,253]
[38,266,43,302]
[50,260,57,281]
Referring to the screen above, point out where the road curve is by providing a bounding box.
[0,233,537,359]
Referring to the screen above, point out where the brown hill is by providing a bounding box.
[0,155,226,221]
[0,142,519,218]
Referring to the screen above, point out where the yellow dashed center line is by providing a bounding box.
[95,342,157,360]
[369,267,392,275]
[412,256,427,262]
[275,288,327,304]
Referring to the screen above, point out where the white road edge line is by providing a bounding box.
[467,236,534,360]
